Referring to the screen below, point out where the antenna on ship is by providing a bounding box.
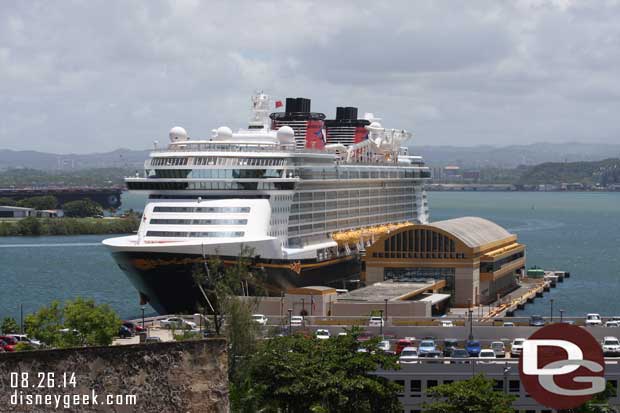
[249,90,271,130]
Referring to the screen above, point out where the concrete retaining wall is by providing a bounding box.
[0,339,228,413]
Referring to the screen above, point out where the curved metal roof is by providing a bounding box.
[429,217,513,248]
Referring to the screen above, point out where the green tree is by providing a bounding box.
[1,316,19,334]
[424,374,516,413]
[62,199,103,217]
[16,216,42,235]
[192,246,258,336]
[0,197,17,206]
[24,300,64,346]
[17,195,58,210]
[236,329,402,413]
[24,298,121,348]
[62,298,121,347]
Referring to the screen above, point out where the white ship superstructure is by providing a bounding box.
[103,93,431,314]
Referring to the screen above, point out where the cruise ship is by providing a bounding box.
[103,93,431,314]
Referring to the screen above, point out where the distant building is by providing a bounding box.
[0,206,63,218]
[364,217,525,306]
[0,205,35,218]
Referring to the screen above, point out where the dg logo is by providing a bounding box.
[519,323,606,410]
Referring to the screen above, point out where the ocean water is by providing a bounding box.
[0,191,618,320]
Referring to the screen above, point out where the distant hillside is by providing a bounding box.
[0,168,133,188]
[2,142,620,171]
[517,158,620,186]
[413,142,620,168]
[0,148,150,170]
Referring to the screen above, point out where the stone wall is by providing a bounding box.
[0,339,228,413]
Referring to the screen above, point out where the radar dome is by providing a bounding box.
[216,126,233,140]
[169,126,188,141]
[369,121,382,129]
[277,125,295,145]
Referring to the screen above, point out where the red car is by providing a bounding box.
[0,336,17,352]
[395,339,414,355]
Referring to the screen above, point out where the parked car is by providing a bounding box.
[395,339,414,355]
[315,329,331,340]
[419,350,443,363]
[449,348,470,363]
[418,339,437,355]
[252,314,268,326]
[0,337,16,352]
[442,339,460,357]
[8,334,42,347]
[602,336,620,356]
[290,316,304,327]
[605,321,620,328]
[118,325,133,338]
[123,321,145,333]
[491,341,506,358]
[529,315,545,327]
[368,316,384,327]
[439,320,454,327]
[377,340,391,352]
[502,321,515,327]
[398,346,419,364]
[511,338,526,357]
[145,336,162,344]
[160,317,196,330]
[585,313,603,326]
[356,331,373,342]
[465,340,481,357]
[478,349,497,362]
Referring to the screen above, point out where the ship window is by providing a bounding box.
[150,219,247,225]
[153,206,250,213]
[146,231,244,238]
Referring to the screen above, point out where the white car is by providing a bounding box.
[290,316,304,327]
[252,314,268,326]
[368,316,384,327]
[378,340,391,352]
[315,329,331,340]
[160,317,196,330]
[8,334,42,346]
[338,332,348,337]
[511,338,526,357]
[586,313,602,326]
[398,346,419,364]
[439,320,454,327]
[478,349,497,362]
[605,321,619,328]
[602,336,620,356]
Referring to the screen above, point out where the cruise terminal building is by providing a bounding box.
[363,217,525,307]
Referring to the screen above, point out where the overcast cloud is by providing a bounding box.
[1,0,620,153]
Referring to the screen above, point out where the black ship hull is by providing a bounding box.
[111,251,361,314]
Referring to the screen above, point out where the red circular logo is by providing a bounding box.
[519,323,605,410]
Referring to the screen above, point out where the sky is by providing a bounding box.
[1,0,620,153]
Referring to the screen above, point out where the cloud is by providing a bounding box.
[0,0,619,152]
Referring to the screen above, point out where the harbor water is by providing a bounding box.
[0,191,619,320]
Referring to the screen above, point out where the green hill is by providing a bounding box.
[517,158,620,186]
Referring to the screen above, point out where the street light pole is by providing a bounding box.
[141,305,145,330]
[384,298,388,326]
[379,309,384,338]
[550,298,554,323]
[467,298,473,340]
[288,308,293,336]
[503,363,511,394]
[560,309,564,323]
